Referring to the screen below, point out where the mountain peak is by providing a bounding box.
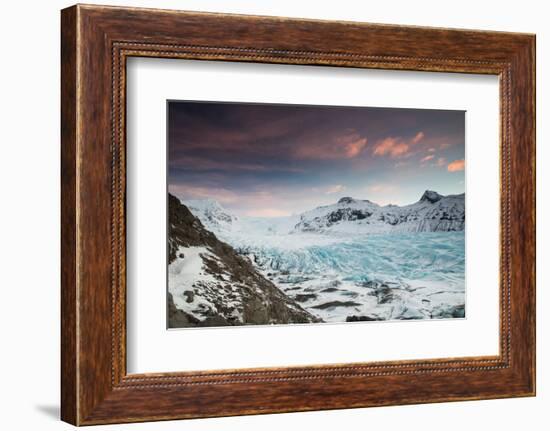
[337,197,355,204]
[184,198,237,230]
[185,198,225,211]
[420,190,443,203]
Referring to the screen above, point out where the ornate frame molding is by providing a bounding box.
[61,5,535,425]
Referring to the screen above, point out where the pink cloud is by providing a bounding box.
[325,184,346,194]
[411,132,425,145]
[420,154,435,163]
[373,131,424,159]
[373,138,409,157]
[294,132,367,160]
[447,159,465,172]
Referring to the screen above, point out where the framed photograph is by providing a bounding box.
[165,100,467,328]
[61,4,536,425]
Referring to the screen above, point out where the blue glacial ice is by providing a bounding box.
[224,227,465,323]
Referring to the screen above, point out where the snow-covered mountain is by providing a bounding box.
[182,190,464,239]
[293,190,465,234]
[168,194,320,328]
[184,198,238,233]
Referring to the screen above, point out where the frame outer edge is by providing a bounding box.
[61,4,536,425]
[531,34,536,396]
[526,35,536,396]
[61,5,80,426]
[504,35,536,396]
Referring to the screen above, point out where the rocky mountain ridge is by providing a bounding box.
[185,198,237,233]
[293,190,465,234]
[168,194,320,328]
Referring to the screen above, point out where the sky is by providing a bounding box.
[168,101,465,217]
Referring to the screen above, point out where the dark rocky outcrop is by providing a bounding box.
[312,300,362,310]
[420,190,443,204]
[431,303,465,319]
[293,293,318,303]
[346,315,384,322]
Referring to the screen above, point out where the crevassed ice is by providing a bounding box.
[185,203,466,323]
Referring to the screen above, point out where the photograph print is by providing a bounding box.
[167,101,466,329]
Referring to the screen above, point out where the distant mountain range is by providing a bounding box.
[184,190,465,236]
[294,190,465,234]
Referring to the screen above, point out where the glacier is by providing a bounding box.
[183,192,466,323]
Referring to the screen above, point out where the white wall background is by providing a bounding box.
[0,0,546,429]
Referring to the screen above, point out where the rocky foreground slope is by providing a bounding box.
[167,194,320,328]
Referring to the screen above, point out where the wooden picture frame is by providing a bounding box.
[61,4,535,426]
